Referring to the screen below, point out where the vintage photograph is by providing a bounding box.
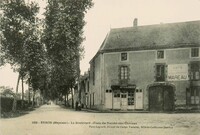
[0,0,200,135]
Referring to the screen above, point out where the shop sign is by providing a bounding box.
[120,85,136,89]
[167,64,189,81]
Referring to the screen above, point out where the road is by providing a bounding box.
[0,103,200,135]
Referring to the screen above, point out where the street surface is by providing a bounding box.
[0,103,200,135]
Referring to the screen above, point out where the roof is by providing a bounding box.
[90,20,200,63]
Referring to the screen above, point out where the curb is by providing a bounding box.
[82,109,200,113]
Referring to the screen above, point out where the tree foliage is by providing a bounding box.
[0,0,48,99]
[0,0,93,102]
[43,0,93,100]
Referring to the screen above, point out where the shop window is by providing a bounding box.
[121,53,128,61]
[190,87,200,105]
[157,50,164,59]
[121,94,127,98]
[114,91,120,98]
[128,91,134,105]
[155,64,166,82]
[191,48,199,58]
[190,62,200,80]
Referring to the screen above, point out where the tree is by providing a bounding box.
[43,0,93,105]
[0,0,41,107]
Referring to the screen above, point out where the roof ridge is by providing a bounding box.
[110,20,200,31]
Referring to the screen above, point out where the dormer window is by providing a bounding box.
[157,50,164,59]
[121,53,128,61]
[191,48,199,58]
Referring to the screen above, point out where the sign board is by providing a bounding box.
[167,64,189,81]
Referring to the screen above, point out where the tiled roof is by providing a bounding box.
[100,20,200,52]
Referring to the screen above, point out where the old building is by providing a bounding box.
[88,20,200,111]
[74,72,90,108]
[80,72,90,108]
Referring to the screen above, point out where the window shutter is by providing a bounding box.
[128,65,130,81]
[165,64,168,80]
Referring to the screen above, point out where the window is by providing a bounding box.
[191,48,199,57]
[128,91,134,105]
[121,53,128,61]
[157,50,164,59]
[106,90,112,93]
[190,62,200,80]
[114,91,120,98]
[190,87,200,105]
[120,66,128,80]
[155,64,166,81]
[121,94,127,98]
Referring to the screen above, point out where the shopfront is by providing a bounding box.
[105,85,143,110]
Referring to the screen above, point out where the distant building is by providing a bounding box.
[74,72,90,108]
[88,20,200,111]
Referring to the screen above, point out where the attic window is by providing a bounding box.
[157,50,164,59]
[121,53,128,61]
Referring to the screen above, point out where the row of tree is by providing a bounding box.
[0,0,93,108]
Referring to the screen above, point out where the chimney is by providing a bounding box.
[133,18,138,27]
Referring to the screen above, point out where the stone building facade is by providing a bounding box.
[88,20,200,111]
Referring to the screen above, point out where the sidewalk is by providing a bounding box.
[81,108,149,113]
[81,108,200,113]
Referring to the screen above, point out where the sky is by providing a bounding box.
[0,0,200,91]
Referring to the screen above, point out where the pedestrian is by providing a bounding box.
[75,101,78,111]
[78,101,81,111]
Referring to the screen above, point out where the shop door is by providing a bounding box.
[113,90,120,109]
[121,92,127,110]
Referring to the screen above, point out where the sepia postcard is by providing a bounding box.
[0,0,200,135]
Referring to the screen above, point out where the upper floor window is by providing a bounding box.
[120,66,128,80]
[155,64,166,82]
[157,50,164,59]
[121,53,128,61]
[191,48,199,58]
[190,61,200,81]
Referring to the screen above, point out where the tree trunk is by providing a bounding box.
[28,78,31,104]
[32,91,35,107]
[64,94,66,106]
[21,75,24,108]
[66,91,69,106]
[16,73,20,93]
[71,87,74,108]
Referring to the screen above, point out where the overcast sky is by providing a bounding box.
[1,0,200,90]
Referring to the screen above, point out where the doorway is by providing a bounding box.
[121,91,127,110]
[149,85,174,111]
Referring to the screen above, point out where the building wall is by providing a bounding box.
[103,50,155,110]
[89,54,103,109]
[101,47,199,110]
